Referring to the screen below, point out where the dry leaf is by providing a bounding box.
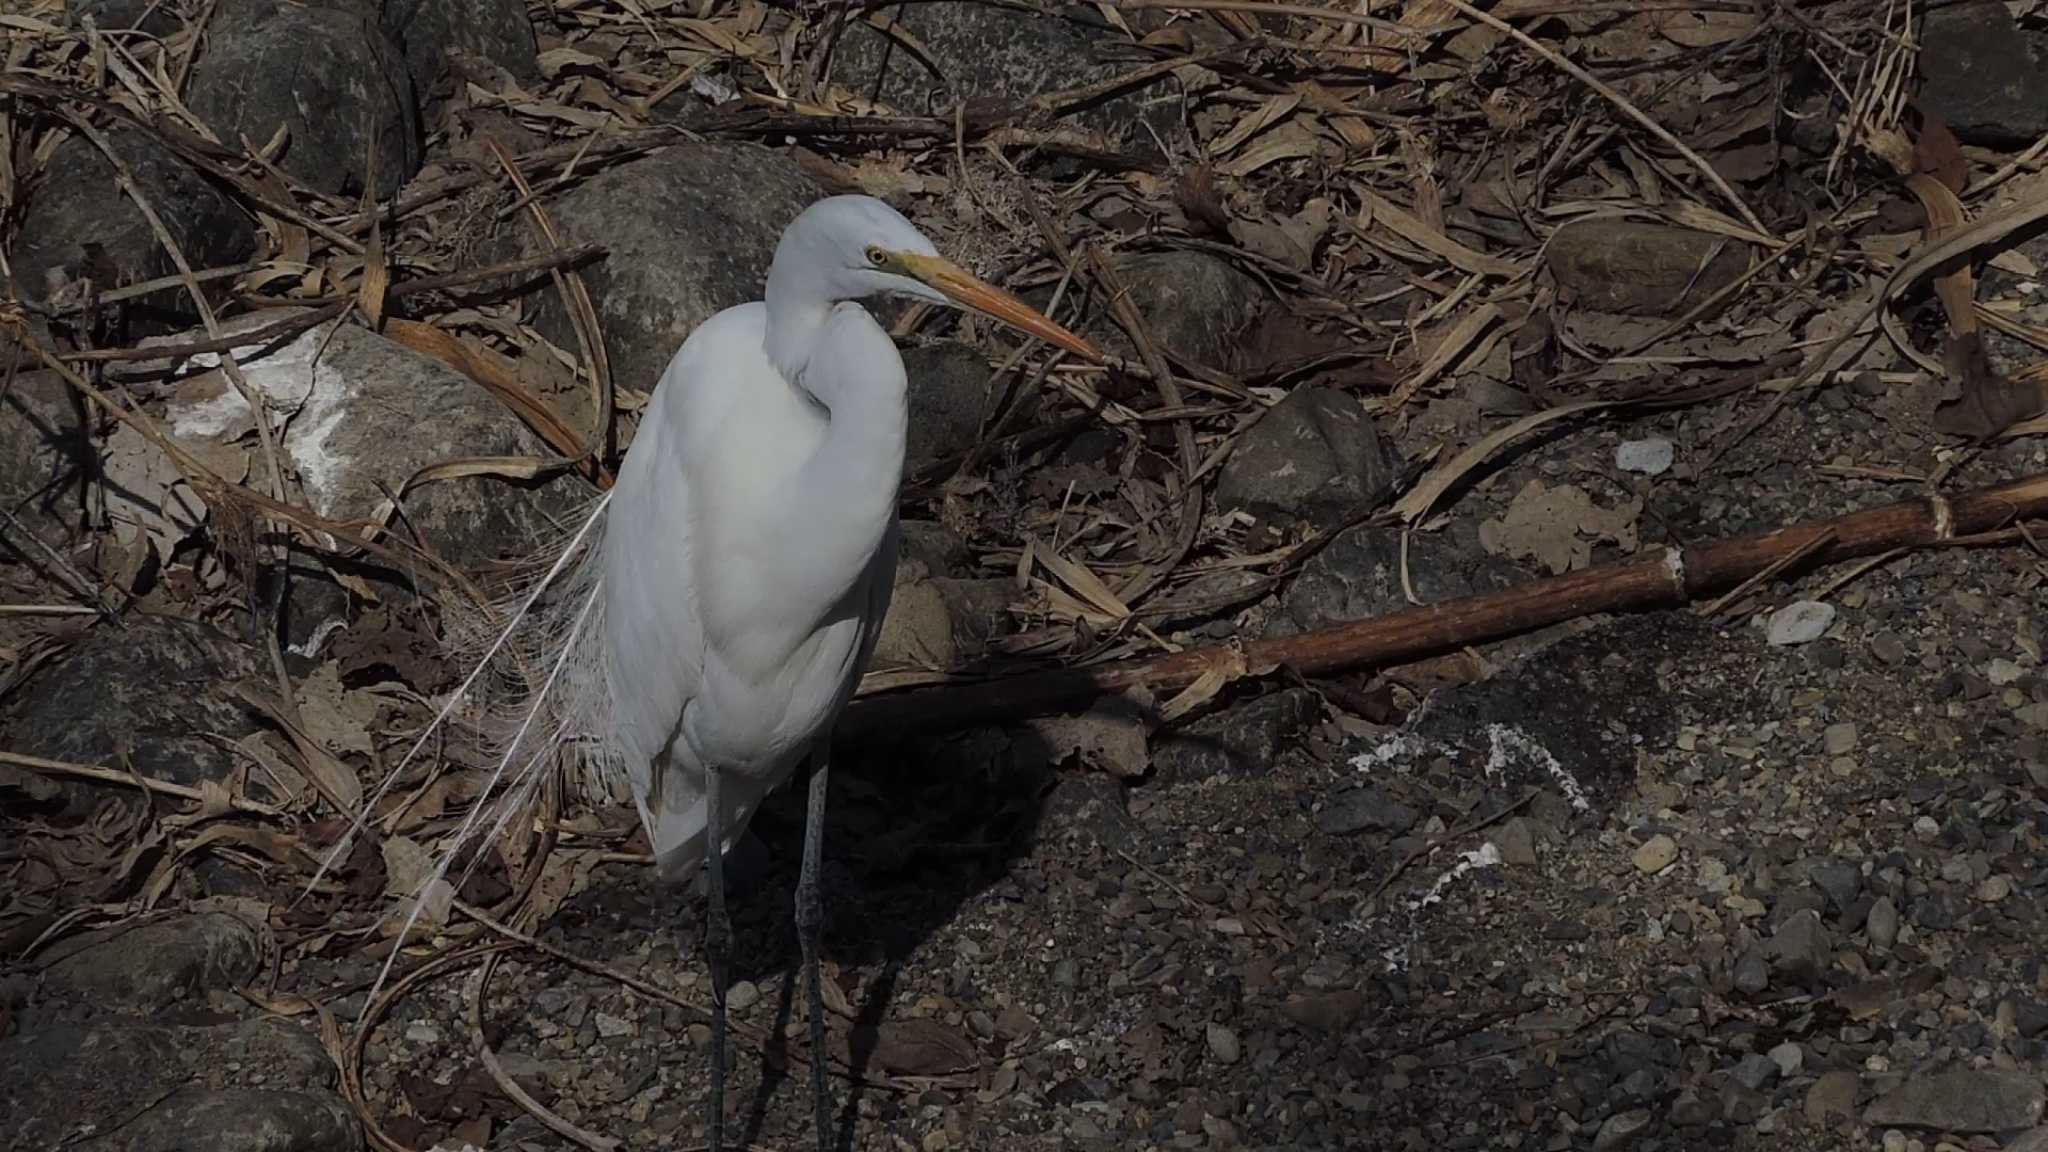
[1025,693,1151,779]
[1221,121,1320,179]
[294,663,377,760]
[380,835,453,934]
[1208,92,1300,159]
[1656,9,1759,47]
[870,1018,979,1076]
[1478,479,1641,574]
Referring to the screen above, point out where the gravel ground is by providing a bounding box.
[312,391,2048,1152]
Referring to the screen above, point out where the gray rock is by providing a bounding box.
[1492,816,1539,866]
[70,0,179,35]
[1732,945,1769,995]
[381,0,539,97]
[1867,895,1901,948]
[1730,1053,1780,1091]
[2017,998,2048,1039]
[1862,1067,2045,1133]
[9,126,256,320]
[1105,251,1267,372]
[1917,3,2048,148]
[1592,1108,1652,1150]
[0,1016,343,1150]
[1668,1091,1715,1127]
[1545,219,1748,316]
[1278,990,1365,1035]
[1614,437,1673,476]
[1316,788,1418,836]
[81,1087,359,1152]
[826,3,1172,147]
[0,368,88,543]
[902,341,998,471]
[1805,1069,1859,1123]
[1808,859,1862,912]
[1766,599,1835,646]
[38,912,262,1012]
[2004,1128,2048,1152]
[187,0,421,198]
[1205,1022,1240,1065]
[1767,908,1832,986]
[515,143,821,401]
[1,616,267,808]
[1266,519,1519,637]
[1215,386,1398,531]
[1767,1041,1804,1078]
[1037,771,1139,855]
[1153,688,1319,782]
[128,310,591,571]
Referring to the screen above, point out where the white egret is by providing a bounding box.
[324,194,1099,1152]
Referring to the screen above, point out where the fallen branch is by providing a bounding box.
[843,472,2048,734]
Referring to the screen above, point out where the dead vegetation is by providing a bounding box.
[6,0,2048,1147]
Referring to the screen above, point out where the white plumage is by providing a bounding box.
[604,302,903,883]
[323,194,1097,1152]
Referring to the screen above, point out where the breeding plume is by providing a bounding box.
[325,195,1099,1152]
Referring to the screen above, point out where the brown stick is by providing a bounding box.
[842,473,2048,735]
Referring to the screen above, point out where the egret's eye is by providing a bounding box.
[864,245,888,268]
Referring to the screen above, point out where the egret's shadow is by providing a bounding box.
[726,722,1055,1151]
[548,721,1057,1151]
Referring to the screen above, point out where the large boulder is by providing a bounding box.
[381,0,540,97]
[1916,2,2048,149]
[0,368,89,545]
[109,310,590,572]
[1103,250,1268,372]
[1214,386,1399,530]
[0,615,268,809]
[186,0,421,198]
[37,912,264,1014]
[1,1016,356,1151]
[513,143,822,399]
[8,126,256,325]
[826,2,1174,148]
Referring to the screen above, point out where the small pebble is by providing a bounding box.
[1733,948,1770,995]
[727,980,761,1013]
[1989,658,2026,685]
[1868,897,1901,948]
[595,1012,635,1038]
[1977,876,2012,903]
[1871,632,1908,665]
[1768,1041,1804,1078]
[1592,1108,1652,1150]
[1206,1022,1241,1065]
[1822,722,1858,755]
[1615,438,1674,476]
[1633,834,1679,874]
[1767,601,1836,646]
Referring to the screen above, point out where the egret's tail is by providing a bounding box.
[300,486,628,1018]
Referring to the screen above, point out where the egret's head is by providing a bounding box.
[778,195,1101,361]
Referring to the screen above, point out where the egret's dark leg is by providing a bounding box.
[795,749,832,1150]
[703,766,730,1152]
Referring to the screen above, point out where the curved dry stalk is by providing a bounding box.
[467,953,620,1152]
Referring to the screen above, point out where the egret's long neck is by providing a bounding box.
[763,258,830,386]
[746,293,907,644]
